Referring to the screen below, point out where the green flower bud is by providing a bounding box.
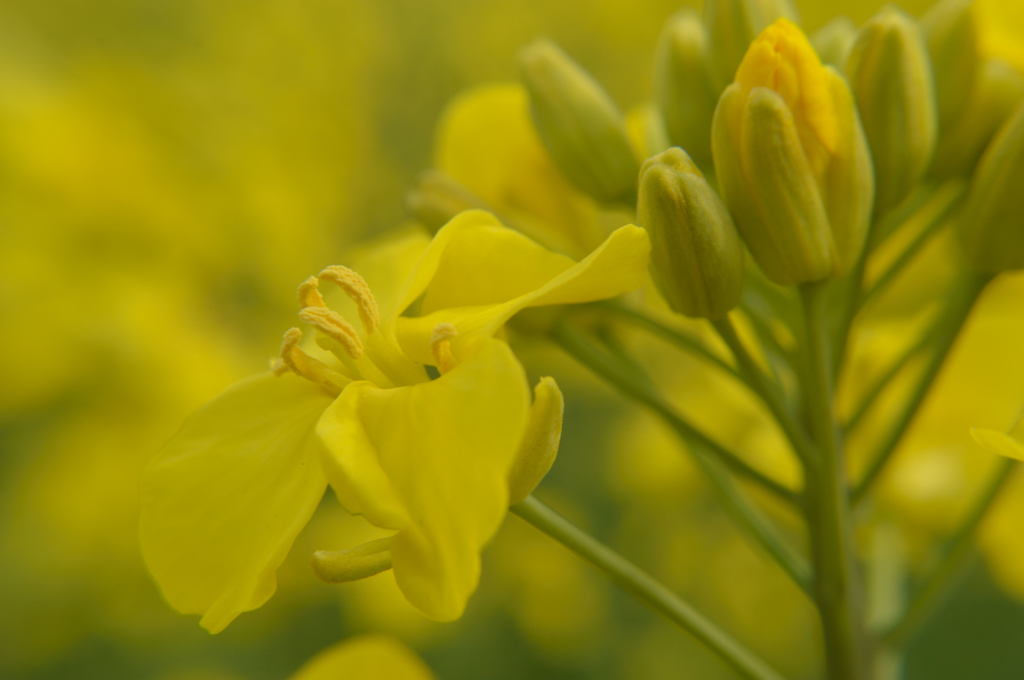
[713,20,874,285]
[922,0,978,129]
[959,104,1024,273]
[407,170,489,233]
[638,148,745,318]
[703,0,799,91]
[846,7,937,213]
[932,59,1024,177]
[520,40,638,204]
[654,11,716,167]
[813,16,857,69]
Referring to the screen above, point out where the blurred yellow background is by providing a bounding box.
[2,1,1020,679]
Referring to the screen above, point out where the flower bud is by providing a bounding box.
[312,538,393,583]
[932,59,1024,177]
[713,19,873,285]
[654,11,716,167]
[407,170,489,233]
[846,7,937,213]
[703,0,799,90]
[959,104,1024,273]
[922,0,978,129]
[508,377,564,504]
[638,148,745,318]
[520,40,638,204]
[813,16,857,68]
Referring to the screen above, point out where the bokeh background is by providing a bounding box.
[3,0,1023,678]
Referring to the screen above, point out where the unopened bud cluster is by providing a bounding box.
[430,0,1024,315]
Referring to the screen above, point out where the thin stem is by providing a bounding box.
[552,322,812,593]
[512,495,791,680]
[599,302,740,380]
[852,275,992,503]
[800,282,869,680]
[883,458,1017,648]
[833,184,947,377]
[858,183,964,309]
[711,315,813,466]
[844,330,932,434]
[552,321,798,505]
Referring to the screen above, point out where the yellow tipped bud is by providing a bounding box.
[407,170,489,234]
[703,0,799,90]
[508,377,564,504]
[959,105,1024,273]
[813,16,857,68]
[713,19,873,285]
[932,59,1024,177]
[312,538,393,583]
[654,11,717,167]
[846,7,937,212]
[638,148,745,318]
[520,39,639,204]
[922,0,978,128]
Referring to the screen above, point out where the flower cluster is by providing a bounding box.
[141,0,1024,677]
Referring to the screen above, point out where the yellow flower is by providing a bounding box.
[290,635,433,680]
[140,210,649,631]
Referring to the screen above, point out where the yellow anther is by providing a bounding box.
[297,276,326,308]
[318,265,380,333]
[299,306,364,359]
[277,327,347,395]
[430,323,459,374]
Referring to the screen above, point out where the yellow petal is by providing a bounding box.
[140,373,332,633]
[289,635,434,680]
[400,210,574,314]
[508,377,565,503]
[317,339,530,620]
[971,427,1024,461]
[397,211,650,363]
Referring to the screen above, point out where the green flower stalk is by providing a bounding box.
[846,7,937,213]
[520,39,638,204]
[712,18,874,285]
[638,147,744,319]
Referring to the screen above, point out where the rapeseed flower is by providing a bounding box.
[140,210,649,632]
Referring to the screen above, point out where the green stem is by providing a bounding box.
[599,302,741,380]
[883,458,1018,648]
[552,322,797,505]
[712,315,813,466]
[844,331,931,435]
[512,495,790,680]
[858,183,964,309]
[800,282,869,680]
[552,322,812,593]
[852,275,991,503]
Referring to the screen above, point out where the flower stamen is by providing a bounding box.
[276,327,347,395]
[430,323,459,374]
[298,276,326,308]
[299,306,364,359]
[319,265,380,334]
